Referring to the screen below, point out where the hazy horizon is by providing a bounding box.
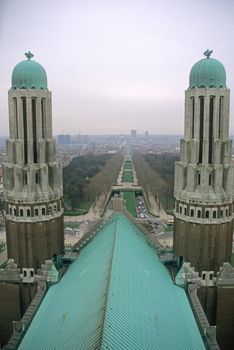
[1,0,234,136]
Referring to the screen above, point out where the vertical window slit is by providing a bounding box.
[41,98,45,138]
[199,96,204,163]
[32,98,37,163]
[22,97,28,164]
[13,97,19,138]
[218,97,223,138]
[191,97,195,138]
[209,97,214,164]
[198,173,201,185]
[209,174,212,185]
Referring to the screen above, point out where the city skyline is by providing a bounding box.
[1,0,234,136]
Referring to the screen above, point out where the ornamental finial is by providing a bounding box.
[203,49,213,59]
[25,51,34,60]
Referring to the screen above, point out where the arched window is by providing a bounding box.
[20,209,23,217]
[213,211,217,219]
[205,210,209,218]
[197,210,201,218]
[34,208,39,216]
[42,208,45,215]
[27,209,31,217]
[179,206,182,214]
[190,209,194,217]
[13,208,16,216]
[184,207,187,215]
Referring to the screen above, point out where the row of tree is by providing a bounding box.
[63,152,123,210]
[133,153,179,211]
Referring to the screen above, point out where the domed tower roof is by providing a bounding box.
[12,51,47,90]
[189,49,226,89]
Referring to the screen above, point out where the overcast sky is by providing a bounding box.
[1,0,234,136]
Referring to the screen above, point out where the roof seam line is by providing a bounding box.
[99,218,119,349]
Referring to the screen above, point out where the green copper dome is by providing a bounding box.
[12,52,47,90]
[189,50,226,89]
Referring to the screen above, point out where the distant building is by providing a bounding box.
[58,134,71,145]
[131,129,137,137]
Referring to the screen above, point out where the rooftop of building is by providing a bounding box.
[18,213,206,350]
[11,52,47,90]
[189,49,226,89]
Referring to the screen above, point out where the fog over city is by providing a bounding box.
[1,0,234,135]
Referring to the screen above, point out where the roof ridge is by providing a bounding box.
[99,217,119,349]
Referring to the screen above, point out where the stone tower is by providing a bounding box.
[174,50,233,273]
[3,52,64,270]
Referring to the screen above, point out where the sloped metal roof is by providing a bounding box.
[18,213,206,350]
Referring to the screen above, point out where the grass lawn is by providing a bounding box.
[64,222,80,229]
[122,171,133,182]
[124,163,132,170]
[123,191,137,217]
[64,200,92,216]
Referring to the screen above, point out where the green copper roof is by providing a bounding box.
[12,52,47,90]
[189,56,226,89]
[18,213,206,350]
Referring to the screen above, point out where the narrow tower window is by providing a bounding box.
[209,174,212,185]
[32,98,38,163]
[208,97,214,164]
[191,97,195,138]
[199,96,204,163]
[197,173,201,185]
[22,97,28,164]
[218,96,223,139]
[190,209,194,217]
[13,97,19,138]
[205,210,209,219]
[197,210,201,218]
[41,98,45,138]
[213,211,217,219]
